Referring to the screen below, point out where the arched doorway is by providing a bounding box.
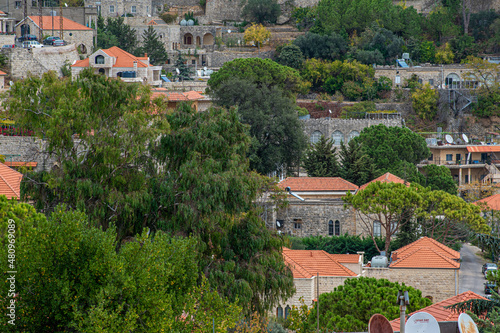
[203,33,214,45]
[20,24,30,37]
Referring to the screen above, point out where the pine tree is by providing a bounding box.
[139,26,168,66]
[338,139,379,186]
[303,136,340,177]
[173,50,193,81]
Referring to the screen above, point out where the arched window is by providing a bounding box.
[285,305,291,319]
[347,130,359,143]
[78,44,87,54]
[328,220,333,236]
[276,306,283,318]
[373,220,381,237]
[310,130,322,144]
[95,55,105,64]
[445,73,461,89]
[335,220,340,236]
[331,130,343,145]
[183,33,193,45]
[98,68,105,75]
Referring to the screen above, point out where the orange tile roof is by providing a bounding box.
[389,247,460,269]
[283,248,357,278]
[183,91,204,100]
[359,172,408,190]
[4,161,37,168]
[278,177,358,192]
[474,193,500,210]
[72,47,151,69]
[150,90,204,102]
[0,70,6,75]
[392,237,460,261]
[389,291,486,331]
[0,10,5,15]
[28,16,92,31]
[328,253,361,264]
[0,163,23,200]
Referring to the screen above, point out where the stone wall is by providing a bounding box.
[0,35,15,46]
[161,80,208,91]
[302,118,403,146]
[0,136,54,172]
[208,50,273,67]
[4,45,80,80]
[273,199,360,237]
[363,267,459,303]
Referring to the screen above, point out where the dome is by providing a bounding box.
[187,19,194,26]
[180,19,187,26]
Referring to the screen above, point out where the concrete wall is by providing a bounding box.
[3,44,80,79]
[363,267,459,303]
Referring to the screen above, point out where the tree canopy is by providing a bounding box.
[241,0,281,24]
[96,16,138,54]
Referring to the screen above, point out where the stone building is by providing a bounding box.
[71,46,162,86]
[15,16,94,55]
[364,237,461,303]
[303,118,403,146]
[276,248,359,315]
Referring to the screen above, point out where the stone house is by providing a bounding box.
[71,46,162,86]
[389,291,486,333]
[150,88,204,111]
[15,16,94,55]
[276,248,359,317]
[364,237,461,303]
[272,177,359,237]
[417,144,500,186]
[0,10,16,33]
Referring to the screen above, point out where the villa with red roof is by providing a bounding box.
[359,172,409,190]
[0,162,23,200]
[390,291,487,332]
[276,248,359,317]
[364,237,461,302]
[271,177,359,237]
[15,16,93,55]
[71,46,162,86]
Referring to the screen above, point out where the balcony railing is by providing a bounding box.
[420,157,488,166]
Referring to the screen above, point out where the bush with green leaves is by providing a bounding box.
[293,32,347,61]
[0,198,241,332]
[411,84,439,121]
[241,0,281,24]
[306,277,432,332]
[276,44,305,69]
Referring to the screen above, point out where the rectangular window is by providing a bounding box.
[294,219,302,230]
[192,60,196,65]
[428,154,433,161]
[109,5,114,13]
[373,221,381,237]
[446,154,453,161]
[131,5,137,13]
[15,1,21,8]
[429,79,434,85]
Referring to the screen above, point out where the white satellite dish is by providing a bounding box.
[9,81,13,86]
[445,134,453,144]
[458,313,479,333]
[462,133,469,143]
[227,29,231,33]
[276,220,282,228]
[406,312,440,333]
[175,68,180,74]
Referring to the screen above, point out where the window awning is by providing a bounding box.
[466,146,500,153]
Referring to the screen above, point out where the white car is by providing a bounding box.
[485,267,497,279]
[22,41,43,48]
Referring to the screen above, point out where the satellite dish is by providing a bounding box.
[463,134,469,143]
[445,134,453,144]
[276,220,282,228]
[9,81,13,86]
[175,68,180,74]
[227,29,231,33]
[458,313,479,333]
[406,312,440,333]
[368,314,393,333]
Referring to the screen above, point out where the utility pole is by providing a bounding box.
[59,0,63,39]
[23,0,27,39]
[397,290,410,333]
[38,0,43,42]
[317,272,319,333]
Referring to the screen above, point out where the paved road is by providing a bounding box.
[459,243,487,296]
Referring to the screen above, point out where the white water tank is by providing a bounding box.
[371,255,388,268]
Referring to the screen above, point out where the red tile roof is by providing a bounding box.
[0,70,6,75]
[0,10,5,15]
[389,291,486,331]
[72,47,152,69]
[328,253,361,264]
[4,161,37,168]
[283,248,357,278]
[28,16,92,31]
[389,247,460,269]
[360,172,408,190]
[392,237,461,261]
[474,193,500,211]
[278,177,358,192]
[467,146,500,153]
[0,163,23,199]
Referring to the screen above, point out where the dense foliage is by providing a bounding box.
[96,16,138,55]
[304,277,432,332]
[137,26,168,66]
[242,0,281,24]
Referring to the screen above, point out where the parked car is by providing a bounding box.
[482,263,497,274]
[43,36,60,45]
[52,39,67,46]
[485,282,497,294]
[2,44,15,48]
[22,41,43,49]
[17,34,37,43]
[485,267,497,279]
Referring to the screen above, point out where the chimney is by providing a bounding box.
[144,53,148,57]
[391,251,398,262]
[133,60,137,73]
